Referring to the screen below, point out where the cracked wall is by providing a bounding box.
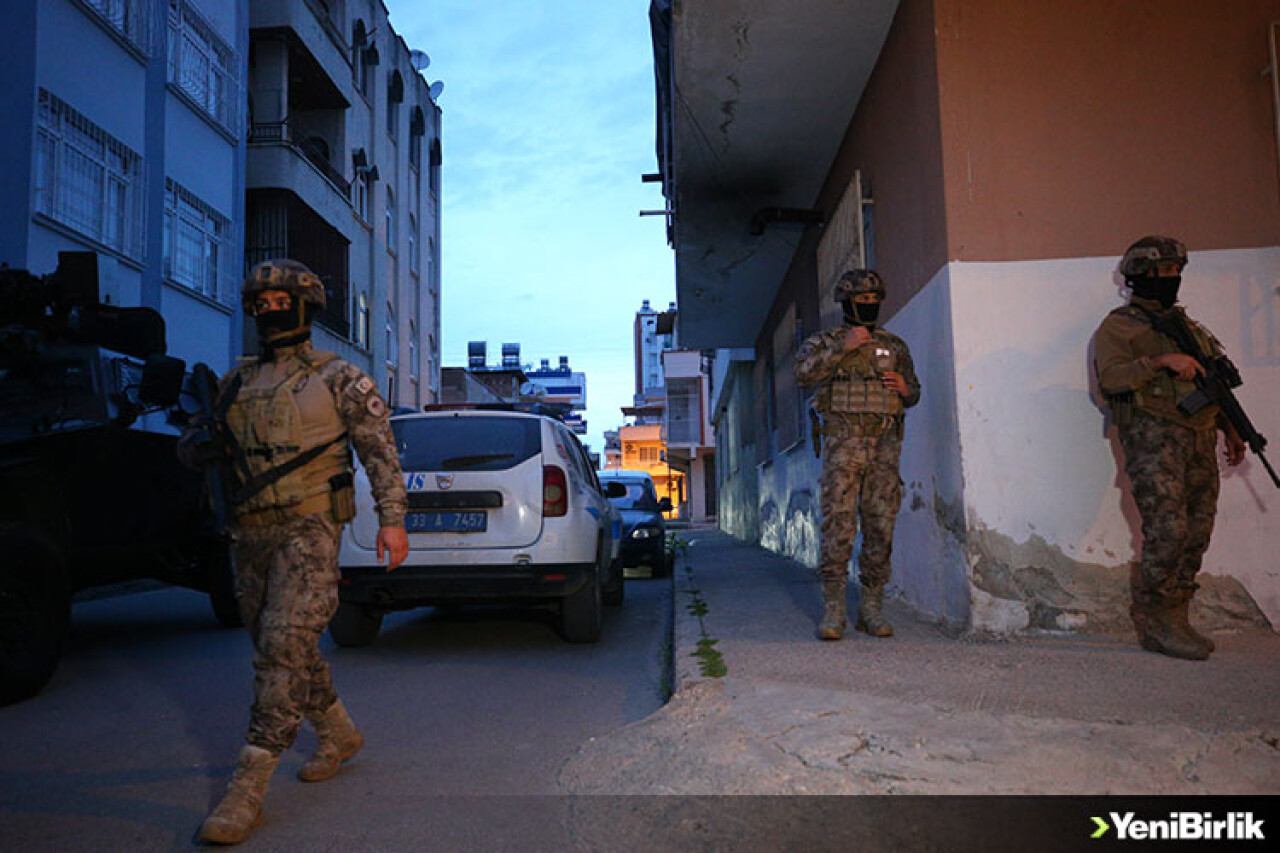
[965,525,1270,635]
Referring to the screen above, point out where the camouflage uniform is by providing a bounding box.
[1095,294,1224,659]
[191,259,407,844]
[796,325,920,636]
[222,342,407,753]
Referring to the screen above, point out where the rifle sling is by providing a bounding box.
[229,432,349,507]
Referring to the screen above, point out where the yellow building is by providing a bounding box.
[608,423,683,520]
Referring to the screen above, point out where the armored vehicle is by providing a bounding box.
[0,252,237,705]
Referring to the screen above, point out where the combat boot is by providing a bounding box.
[855,584,894,638]
[198,744,280,845]
[299,699,365,782]
[1167,585,1215,654]
[1139,592,1210,661]
[818,581,847,641]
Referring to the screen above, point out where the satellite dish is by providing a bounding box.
[409,50,430,72]
[429,80,445,100]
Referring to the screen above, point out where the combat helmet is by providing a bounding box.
[1119,235,1187,279]
[241,259,327,314]
[833,269,885,303]
[242,259,326,350]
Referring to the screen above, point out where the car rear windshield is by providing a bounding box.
[607,481,661,511]
[392,416,542,472]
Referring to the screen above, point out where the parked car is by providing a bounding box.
[598,470,673,578]
[333,406,625,646]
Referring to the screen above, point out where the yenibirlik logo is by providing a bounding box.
[1090,812,1265,841]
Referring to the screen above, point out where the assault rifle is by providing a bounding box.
[1147,308,1279,489]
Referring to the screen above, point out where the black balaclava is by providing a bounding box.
[843,299,880,329]
[256,300,313,356]
[1129,275,1181,310]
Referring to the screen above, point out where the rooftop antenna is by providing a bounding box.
[409,50,430,72]
[428,80,445,100]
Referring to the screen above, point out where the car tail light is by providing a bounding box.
[543,465,568,517]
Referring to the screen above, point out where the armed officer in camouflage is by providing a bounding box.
[1095,236,1244,662]
[183,260,408,845]
[796,270,920,641]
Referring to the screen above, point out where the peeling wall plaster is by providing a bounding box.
[948,253,1279,630]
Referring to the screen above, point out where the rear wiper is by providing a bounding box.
[440,453,514,470]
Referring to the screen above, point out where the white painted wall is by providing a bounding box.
[884,267,972,628]
[946,250,1280,627]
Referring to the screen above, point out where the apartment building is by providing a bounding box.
[1,0,442,403]
[1,0,250,371]
[247,0,442,407]
[652,0,1280,632]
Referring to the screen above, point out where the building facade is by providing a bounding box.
[525,355,588,435]
[1,0,250,373]
[1,0,442,402]
[662,348,715,522]
[247,0,442,407]
[653,0,1280,632]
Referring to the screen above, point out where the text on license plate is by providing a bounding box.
[405,511,487,533]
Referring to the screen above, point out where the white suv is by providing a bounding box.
[333,407,624,645]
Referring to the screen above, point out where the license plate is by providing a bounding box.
[405,510,487,533]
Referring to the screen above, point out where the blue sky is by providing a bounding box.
[386,1,676,456]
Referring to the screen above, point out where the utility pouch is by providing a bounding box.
[329,472,356,523]
[1108,392,1134,428]
[1177,387,1214,417]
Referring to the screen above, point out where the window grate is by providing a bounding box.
[164,178,233,304]
[34,90,145,261]
[78,0,157,54]
[167,0,238,134]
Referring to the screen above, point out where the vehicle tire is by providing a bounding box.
[602,557,625,607]
[0,525,71,706]
[203,540,242,628]
[560,571,602,643]
[649,547,673,579]
[328,601,383,647]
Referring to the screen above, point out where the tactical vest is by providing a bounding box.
[1109,306,1218,430]
[817,340,905,418]
[225,351,352,520]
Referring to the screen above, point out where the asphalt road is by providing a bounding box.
[0,574,672,852]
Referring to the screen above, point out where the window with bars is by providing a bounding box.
[34,90,145,261]
[78,0,157,54]
[167,0,237,134]
[163,179,232,303]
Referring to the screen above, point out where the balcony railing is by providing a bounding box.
[249,121,350,195]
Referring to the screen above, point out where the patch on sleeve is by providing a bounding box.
[366,394,387,417]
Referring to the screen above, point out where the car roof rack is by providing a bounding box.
[419,401,572,421]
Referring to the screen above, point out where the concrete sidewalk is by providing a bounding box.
[563,527,1280,795]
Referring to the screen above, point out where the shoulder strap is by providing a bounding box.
[229,432,349,506]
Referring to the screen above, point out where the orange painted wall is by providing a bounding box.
[934,0,1280,263]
